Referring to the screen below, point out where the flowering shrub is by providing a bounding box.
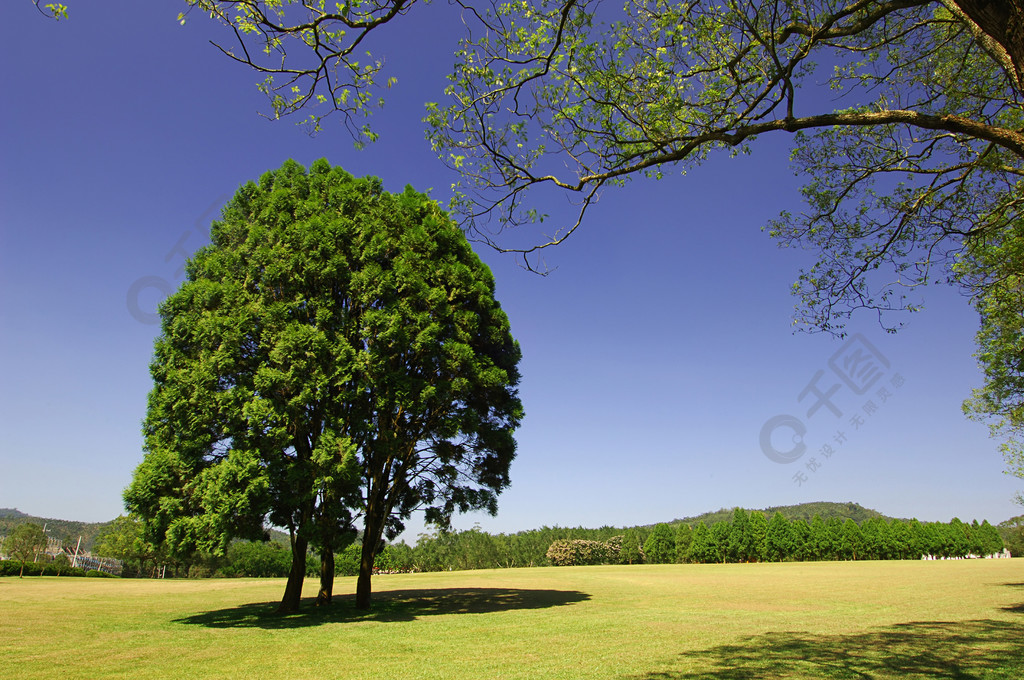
[546,537,622,566]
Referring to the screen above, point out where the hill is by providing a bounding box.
[0,510,113,552]
[670,501,901,527]
[0,509,293,552]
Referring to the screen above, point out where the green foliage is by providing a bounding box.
[765,512,794,562]
[686,522,717,564]
[0,559,90,578]
[643,524,675,564]
[546,538,617,566]
[618,529,645,565]
[125,158,522,610]
[219,541,292,578]
[0,510,107,553]
[6,524,46,574]
[95,515,152,578]
[998,515,1024,556]
[674,523,692,564]
[176,1,1024,493]
[961,218,1024,492]
[672,502,889,528]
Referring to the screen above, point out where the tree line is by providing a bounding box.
[91,509,1013,577]
[546,511,1007,566]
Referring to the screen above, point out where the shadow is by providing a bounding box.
[174,587,590,629]
[631,619,1024,679]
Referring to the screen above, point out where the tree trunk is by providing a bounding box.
[355,534,376,610]
[950,0,1024,93]
[317,549,334,607]
[355,512,385,610]
[278,533,308,614]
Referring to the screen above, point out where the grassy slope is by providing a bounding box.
[2,560,1021,679]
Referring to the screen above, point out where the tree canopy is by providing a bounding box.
[125,159,522,611]
[163,1,1024,493]
[6,523,47,577]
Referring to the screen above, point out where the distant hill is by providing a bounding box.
[671,501,902,527]
[0,509,292,552]
[0,510,114,552]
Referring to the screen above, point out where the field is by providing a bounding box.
[2,560,1022,679]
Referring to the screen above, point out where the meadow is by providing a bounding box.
[2,560,1021,679]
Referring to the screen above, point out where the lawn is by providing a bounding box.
[2,560,1021,679]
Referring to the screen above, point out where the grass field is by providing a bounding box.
[2,560,1022,679]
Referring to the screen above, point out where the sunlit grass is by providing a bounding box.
[2,560,1021,678]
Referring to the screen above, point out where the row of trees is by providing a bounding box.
[544,511,1007,566]
[75,509,1015,578]
[378,512,1007,570]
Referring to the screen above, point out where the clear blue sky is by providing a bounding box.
[2,1,1020,536]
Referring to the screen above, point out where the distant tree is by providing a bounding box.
[890,520,911,560]
[825,518,845,561]
[859,517,889,561]
[643,524,676,564]
[50,553,71,576]
[7,523,46,577]
[947,518,971,558]
[709,522,731,564]
[747,512,769,563]
[686,522,715,564]
[727,509,751,563]
[807,516,828,561]
[998,516,1023,556]
[978,520,1005,556]
[790,520,810,562]
[222,540,293,578]
[765,512,793,562]
[619,529,645,565]
[674,524,692,564]
[95,515,153,577]
[839,520,865,560]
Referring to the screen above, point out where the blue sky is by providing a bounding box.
[2,1,1020,537]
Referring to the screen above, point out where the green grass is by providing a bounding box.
[2,560,1022,678]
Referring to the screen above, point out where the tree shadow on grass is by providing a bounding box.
[632,618,1024,679]
[174,587,590,629]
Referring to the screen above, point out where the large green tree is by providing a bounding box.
[126,159,522,612]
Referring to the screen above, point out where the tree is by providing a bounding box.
[765,511,794,562]
[95,515,153,577]
[686,522,715,564]
[747,511,769,563]
[806,515,828,561]
[6,523,46,577]
[619,528,645,565]
[839,519,865,560]
[643,523,676,564]
[727,509,752,563]
[126,159,522,612]
[674,523,692,563]
[176,1,1024,491]
[961,218,1024,497]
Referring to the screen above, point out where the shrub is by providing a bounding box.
[546,539,615,566]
